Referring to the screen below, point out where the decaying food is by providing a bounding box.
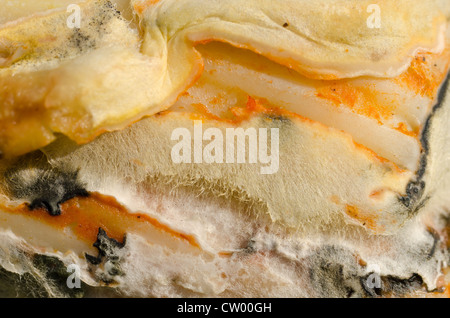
[0,0,449,298]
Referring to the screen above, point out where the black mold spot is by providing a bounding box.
[104,0,122,16]
[400,180,425,209]
[6,166,89,216]
[86,228,126,283]
[69,29,96,53]
[398,72,450,213]
[383,274,424,296]
[66,0,124,55]
[282,22,289,28]
[243,239,257,254]
[310,260,353,297]
[309,245,431,298]
[361,272,428,298]
[264,114,290,123]
[308,246,364,298]
[426,228,440,260]
[86,228,126,264]
[85,253,102,266]
[361,272,426,298]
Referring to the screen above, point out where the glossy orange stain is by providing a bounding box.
[1,192,200,248]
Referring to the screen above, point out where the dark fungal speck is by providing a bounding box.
[398,72,450,213]
[243,239,257,254]
[264,113,290,123]
[5,162,89,216]
[69,29,96,54]
[360,267,427,298]
[379,274,424,297]
[425,228,440,260]
[86,228,126,284]
[308,245,365,298]
[283,22,289,28]
[66,0,125,55]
